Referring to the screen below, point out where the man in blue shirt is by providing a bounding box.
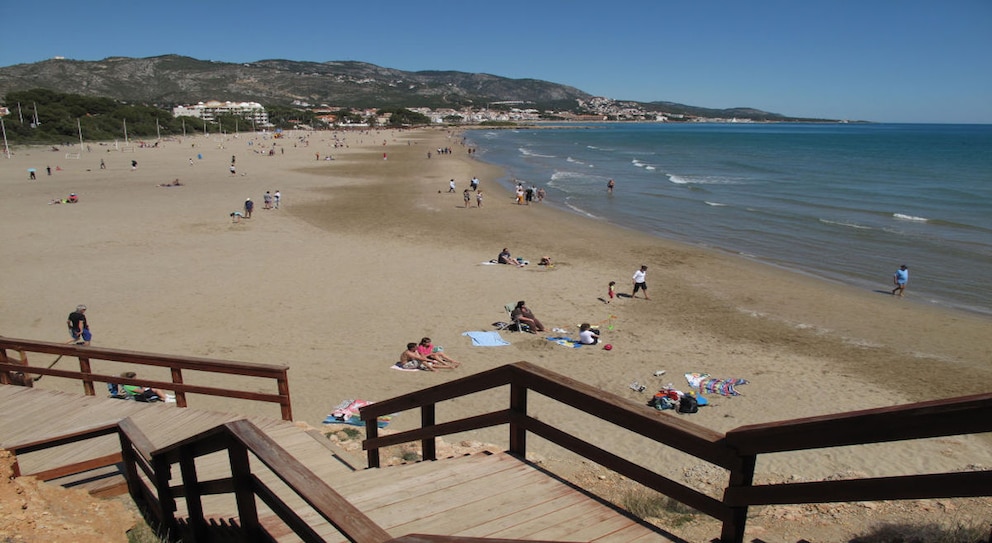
[892,265,909,297]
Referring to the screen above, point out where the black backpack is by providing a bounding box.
[678,394,699,413]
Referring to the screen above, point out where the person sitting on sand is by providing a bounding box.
[578,323,600,345]
[158,179,183,187]
[511,300,545,333]
[539,256,553,267]
[397,342,441,371]
[118,371,173,401]
[498,248,524,267]
[417,337,461,368]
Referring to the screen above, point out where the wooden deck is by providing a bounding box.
[0,385,672,542]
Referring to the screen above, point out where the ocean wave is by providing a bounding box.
[562,198,601,219]
[645,166,656,171]
[518,147,555,158]
[819,218,873,230]
[893,213,929,222]
[704,201,727,207]
[550,170,593,182]
[667,174,742,185]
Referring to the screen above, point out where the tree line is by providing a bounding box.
[1,89,432,144]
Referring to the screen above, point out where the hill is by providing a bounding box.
[0,55,818,121]
[0,55,589,112]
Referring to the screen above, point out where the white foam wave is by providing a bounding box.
[550,170,590,181]
[645,166,656,171]
[893,213,929,222]
[704,201,727,207]
[566,156,587,165]
[819,218,872,230]
[563,198,601,219]
[518,147,555,158]
[667,173,741,185]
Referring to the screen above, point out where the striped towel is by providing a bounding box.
[685,373,748,396]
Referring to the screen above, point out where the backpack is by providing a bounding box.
[678,394,699,414]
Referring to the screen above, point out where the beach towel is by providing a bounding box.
[462,331,510,346]
[685,373,748,396]
[323,399,392,428]
[546,336,582,348]
[390,363,422,372]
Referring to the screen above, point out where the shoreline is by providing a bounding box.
[1,127,990,470]
[464,123,992,318]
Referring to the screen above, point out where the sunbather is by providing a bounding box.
[498,248,524,267]
[397,343,439,371]
[511,301,545,333]
[117,371,172,401]
[417,337,461,368]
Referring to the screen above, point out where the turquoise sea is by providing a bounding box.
[466,123,992,316]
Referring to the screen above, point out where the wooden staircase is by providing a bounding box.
[0,385,671,542]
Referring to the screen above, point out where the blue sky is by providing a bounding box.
[1,1,989,123]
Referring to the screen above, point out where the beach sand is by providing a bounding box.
[2,128,990,537]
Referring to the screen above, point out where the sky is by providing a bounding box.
[1,0,989,123]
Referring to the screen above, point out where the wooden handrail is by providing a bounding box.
[724,391,992,454]
[1,336,292,420]
[359,361,992,543]
[119,417,394,543]
[4,421,123,479]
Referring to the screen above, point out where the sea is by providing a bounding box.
[465,123,992,316]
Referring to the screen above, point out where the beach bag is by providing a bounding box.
[678,394,699,414]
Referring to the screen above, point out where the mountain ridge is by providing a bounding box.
[0,55,820,121]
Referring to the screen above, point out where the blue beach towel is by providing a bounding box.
[462,331,510,346]
[546,336,582,348]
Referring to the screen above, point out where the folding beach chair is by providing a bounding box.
[500,303,530,333]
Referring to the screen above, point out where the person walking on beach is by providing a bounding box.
[67,304,92,345]
[892,264,909,297]
[632,265,650,300]
[607,281,616,303]
[476,190,483,207]
[463,188,472,208]
[244,198,254,219]
[448,179,456,193]
[274,190,281,209]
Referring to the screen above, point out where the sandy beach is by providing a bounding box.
[2,127,990,536]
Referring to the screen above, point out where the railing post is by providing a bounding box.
[277,370,292,421]
[228,436,262,542]
[421,403,436,461]
[509,382,527,456]
[152,455,180,539]
[78,355,95,396]
[366,423,380,468]
[721,453,756,543]
[179,446,208,542]
[118,431,145,512]
[170,367,188,408]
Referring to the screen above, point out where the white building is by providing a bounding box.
[173,100,270,127]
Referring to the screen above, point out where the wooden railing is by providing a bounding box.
[358,361,992,543]
[0,336,292,420]
[119,418,394,543]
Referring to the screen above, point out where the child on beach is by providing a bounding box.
[607,281,616,303]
